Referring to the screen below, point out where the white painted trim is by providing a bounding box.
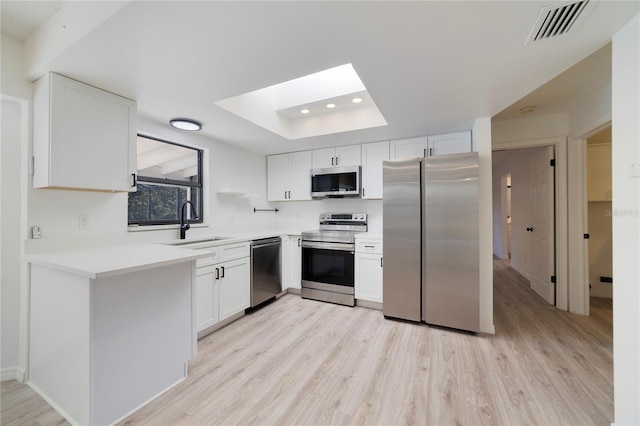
[568,119,612,316]
[480,321,496,335]
[197,310,245,340]
[492,137,568,311]
[511,262,532,282]
[1,367,19,382]
[570,112,611,140]
[356,299,382,310]
[106,376,187,426]
[28,381,82,426]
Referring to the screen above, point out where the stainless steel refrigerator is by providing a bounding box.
[382,153,480,333]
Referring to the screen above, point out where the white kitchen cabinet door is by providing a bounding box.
[289,235,302,289]
[312,145,361,168]
[288,151,312,200]
[427,131,472,156]
[389,136,429,160]
[196,266,218,332]
[281,236,291,291]
[268,154,290,201]
[335,145,362,167]
[312,148,336,168]
[33,72,137,192]
[268,151,312,201]
[361,141,389,199]
[218,257,250,321]
[355,253,383,303]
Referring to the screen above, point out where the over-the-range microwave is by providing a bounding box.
[310,166,361,198]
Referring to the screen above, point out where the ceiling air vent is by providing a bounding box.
[526,0,589,45]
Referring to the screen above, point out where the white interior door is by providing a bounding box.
[530,146,555,304]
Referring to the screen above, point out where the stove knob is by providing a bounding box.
[359,214,364,220]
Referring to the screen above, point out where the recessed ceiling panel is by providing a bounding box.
[213,63,387,140]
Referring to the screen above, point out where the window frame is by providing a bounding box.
[128,134,204,227]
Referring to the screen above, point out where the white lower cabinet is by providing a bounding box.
[280,235,302,290]
[196,265,218,331]
[195,242,250,335]
[355,239,383,304]
[289,235,302,289]
[218,257,250,321]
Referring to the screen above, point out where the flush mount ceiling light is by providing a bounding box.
[300,109,310,114]
[519,105,536,114]
[352,97,362,103]
[326,103,336,109]
[170,118,202,131]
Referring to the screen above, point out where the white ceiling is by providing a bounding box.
[2,1,638,155]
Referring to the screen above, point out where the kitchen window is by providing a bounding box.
[128,135,203,226]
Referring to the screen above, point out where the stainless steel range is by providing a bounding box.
[301,213,367,306]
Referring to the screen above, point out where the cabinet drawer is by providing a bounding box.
[356,240,383,254]
[218,242,250,262]
[196,249,220,268]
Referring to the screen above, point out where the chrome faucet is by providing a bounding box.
[180,201,198,240]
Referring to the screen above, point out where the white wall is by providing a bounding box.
[1,99,22,378]
[24,115,274,253]
[275,199,382,233]
[492,112,569,144]
[474,117,494,335]
[569,82,611,138]
[612,13,640,426]
[1,35,32,99]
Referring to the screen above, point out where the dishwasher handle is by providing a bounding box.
[251,237,281,249]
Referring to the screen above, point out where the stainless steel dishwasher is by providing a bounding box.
[250,237,282,308]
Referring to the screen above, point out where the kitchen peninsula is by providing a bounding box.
[25,244,210,426]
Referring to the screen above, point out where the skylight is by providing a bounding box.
[213,64,387,140]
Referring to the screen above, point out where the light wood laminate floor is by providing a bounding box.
[1,258,613,425]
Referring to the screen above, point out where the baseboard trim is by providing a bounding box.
[286,287,301,295]
[108,376,186,426]
[28,381,81,426]
[480,322,496,335]
[1,367,25,382]
[511,263,531,281]
[198,310,245,339]
[356,299,382,310]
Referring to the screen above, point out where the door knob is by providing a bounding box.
[526,227,533,232]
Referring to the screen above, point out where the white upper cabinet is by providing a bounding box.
[389,136,429,160]
[312,145,361,168]
[267,154,290,201]
[390,131,472,160]
[267,151,312,201]
[361,141,389,199]
[427,131,472,156]
[33,72,137,192]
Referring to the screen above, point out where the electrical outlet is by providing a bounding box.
[78,214,89,231]
[31,226,41,239]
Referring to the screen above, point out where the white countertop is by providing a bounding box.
[24,244,213,279]
[24,229,306,279]
[355,232,382,240]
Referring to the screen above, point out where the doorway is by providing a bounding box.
[492,145,557,305]
[585,126,613,301]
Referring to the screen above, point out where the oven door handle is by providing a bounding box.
[301,241,355,251]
